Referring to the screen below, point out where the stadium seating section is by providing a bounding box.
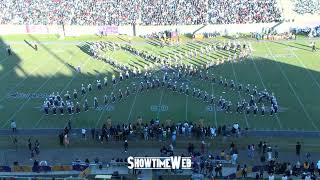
[293,0,320,15]
[0,0,282,25]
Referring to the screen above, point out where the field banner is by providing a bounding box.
[194,34,204,40]
[25,25,49,34]
[98,26,119,35]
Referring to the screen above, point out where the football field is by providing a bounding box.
[0,34,320,131]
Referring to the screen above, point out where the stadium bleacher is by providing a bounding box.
[293,0,320,15]
[0,0,282,25]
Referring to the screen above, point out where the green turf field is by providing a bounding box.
[0,34,319,131]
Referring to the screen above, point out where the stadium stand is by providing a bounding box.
[140,0,208,25]
[293,0,320,15]
[0,0,282,25]
[208,0,282,24]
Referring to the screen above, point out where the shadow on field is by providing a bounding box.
[0,37,320,131]
[77,42,94,57]
[271,41,312,52]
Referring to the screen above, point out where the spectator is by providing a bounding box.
[296,142,301,159]
[10,120,17,133]
[293,0,320,15]
[64,134,70,147]
[141,0,207,25]
[208,0,282,24]
[268,173,275,180]
[0,0,282,25]
[0,0,139,25]
[171,130,176,146]
[242,164,248,178]
[281,174,288,180]
[124,139,128,153]
[231,152,238,165]
[39,160,48,166]
[248,144,255,159]
[267,146,273,161]
[85,158,90,164]
[81,128,86,139]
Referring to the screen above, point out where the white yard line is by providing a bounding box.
[229,60,250,128]
[95,86,117,128]
[211,83,217,128]
[263,42,319,130]
[218,47,250,128]
[287,42,320,90]
[1,55,74,128]
[156,88,165,119]
[249,55,283,129]
[185,94,188,122]
[127,91,138,123]
[91,52,127,128]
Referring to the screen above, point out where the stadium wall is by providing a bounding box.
[0,22,318,36]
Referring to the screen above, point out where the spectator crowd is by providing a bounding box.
[293,0,320,15]
[208,0,282,24]
[60,118,243,147]
[0,0,282,25]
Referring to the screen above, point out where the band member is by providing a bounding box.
[7,46,12,56]
[261,104,265,116]
[73,89,78,99]
[81,84,86,95]
[83,99,89,112]
[311,41,316,52]
[104,77,108,87]
[97,80,102,90]
[94,97,98,109]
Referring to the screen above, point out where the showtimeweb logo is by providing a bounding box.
[127,156,192,170]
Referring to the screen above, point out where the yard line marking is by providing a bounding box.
[85,49,131,128]
[185,93,188,122]
[1,55,73,128]
[94,51,123,128]
[95,86,117,128]
[35,56,94,128]
[287,41,320,90]
[127,91,138,123]
[218,47,250,128]
[229,58,250,128]
[264,42,318,130]
[156,88,165,119]
[211,83,217,128]
[248,55,283,129]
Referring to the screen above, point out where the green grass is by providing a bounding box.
[0,34,320,131]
